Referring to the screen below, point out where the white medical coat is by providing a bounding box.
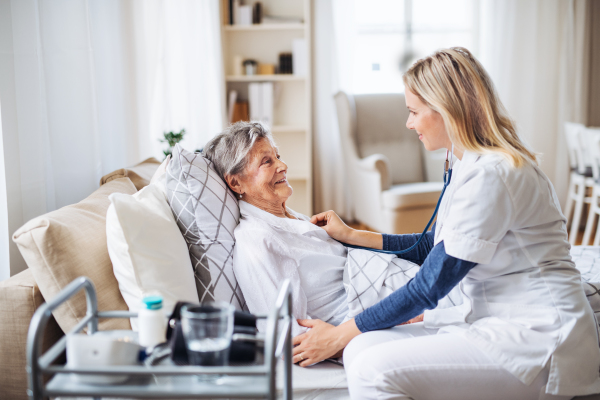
[426,150,600,396]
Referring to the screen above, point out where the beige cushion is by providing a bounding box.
[381,182,444,210]
[12,178,137,334]
[100,157,162,190]
[0,269,63,400]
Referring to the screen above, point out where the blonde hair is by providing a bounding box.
[403,47,536,167]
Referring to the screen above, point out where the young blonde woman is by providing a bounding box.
[293,47,600,399]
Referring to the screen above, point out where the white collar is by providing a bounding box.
[458,150,481,167]
[239,200,324,236]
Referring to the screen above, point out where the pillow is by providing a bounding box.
[150,155,170,195]
[12,178,136,333]
[106,183,199,330]
[166,144,247,310]
[100,157,162,190]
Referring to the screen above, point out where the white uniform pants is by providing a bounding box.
[343,323,573,400]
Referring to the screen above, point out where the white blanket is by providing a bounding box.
[343,248,463,319]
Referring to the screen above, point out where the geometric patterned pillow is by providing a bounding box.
[582,282,600,345]
[165,144,247,311]
[570,246,600,337]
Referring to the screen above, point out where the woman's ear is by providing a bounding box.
[225,174,243,195]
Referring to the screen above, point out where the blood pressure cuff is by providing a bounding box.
[167,301,258,364]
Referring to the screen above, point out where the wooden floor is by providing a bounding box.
[348,222,379,232]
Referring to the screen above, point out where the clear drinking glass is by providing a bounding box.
[181,302,235,380]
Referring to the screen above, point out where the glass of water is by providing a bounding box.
[181,302,235,381]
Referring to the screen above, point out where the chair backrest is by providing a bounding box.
[346,93,425,184]
[564,122,588,173]
[584,127,600,180]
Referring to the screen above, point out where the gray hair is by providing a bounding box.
[203,121,276,180]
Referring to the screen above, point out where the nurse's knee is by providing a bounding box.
[345,345,395,399]
[346,348,375,385]
[343,331,378,367]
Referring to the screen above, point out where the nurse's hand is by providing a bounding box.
[311,211,384,250]
[310,210,353,242]
[292,318,362,367]
[400,313,424,325]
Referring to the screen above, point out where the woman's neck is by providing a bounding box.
[242,196,294,219]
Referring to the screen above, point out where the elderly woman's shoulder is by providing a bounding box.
[234,214,278,240]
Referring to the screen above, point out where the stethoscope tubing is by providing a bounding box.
[337,147,454,255]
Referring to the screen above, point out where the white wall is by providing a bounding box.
[0,100,11,281]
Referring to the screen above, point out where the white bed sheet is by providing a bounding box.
[276,361,349,399]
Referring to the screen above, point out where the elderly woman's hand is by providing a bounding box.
[292,318,362,367]
[311,210,384,250]
[310,210,353,242]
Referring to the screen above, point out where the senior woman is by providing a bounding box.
[203,122,353,337]
[291,47,600,400]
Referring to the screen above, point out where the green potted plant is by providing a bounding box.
[160,129,186,159]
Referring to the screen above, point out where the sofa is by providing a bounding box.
[2,156,600,400]
[0,158,160,400]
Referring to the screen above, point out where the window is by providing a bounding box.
[352,0,478,94]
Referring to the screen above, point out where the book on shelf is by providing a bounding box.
[229,0,262,25]
[238,5,252,25]
[229,0,250,25]
[228,90,238,123]
[249,82,273,127]
[292,39,307,77]
[231,101,249,124]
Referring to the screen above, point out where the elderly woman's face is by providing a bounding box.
[238,139,293,207]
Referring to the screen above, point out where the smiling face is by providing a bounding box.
[405,88,452,152]
[227,138,293,216]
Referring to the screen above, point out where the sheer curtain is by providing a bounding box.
[0,0,224,279]
[479,0,591,206]
[312,0,356,219]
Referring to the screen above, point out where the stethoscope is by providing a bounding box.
[338,145,454,255]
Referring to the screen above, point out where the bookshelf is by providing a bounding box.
[220,0,313,216]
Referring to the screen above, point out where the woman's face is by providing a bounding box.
[405,88,451,152]
[235,139,293,210]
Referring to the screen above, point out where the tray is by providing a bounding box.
[27,277,293,400]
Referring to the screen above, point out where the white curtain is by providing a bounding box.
[131,0,225,158]
[479,0,590,207]
[0,0,224,279]
[312,0,356,219]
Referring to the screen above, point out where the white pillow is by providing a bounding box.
[150,155,170,193]
[106,183,199,330]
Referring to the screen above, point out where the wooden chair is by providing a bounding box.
[581,128,600,245]
[564,122,595,245]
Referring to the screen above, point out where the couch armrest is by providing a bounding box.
[0,269,63,400]
[358,153,391,191]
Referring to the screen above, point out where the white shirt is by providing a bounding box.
[426,150,600,396]
[233,201,349,337]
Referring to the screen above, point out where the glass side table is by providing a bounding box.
[27,277,293,400]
